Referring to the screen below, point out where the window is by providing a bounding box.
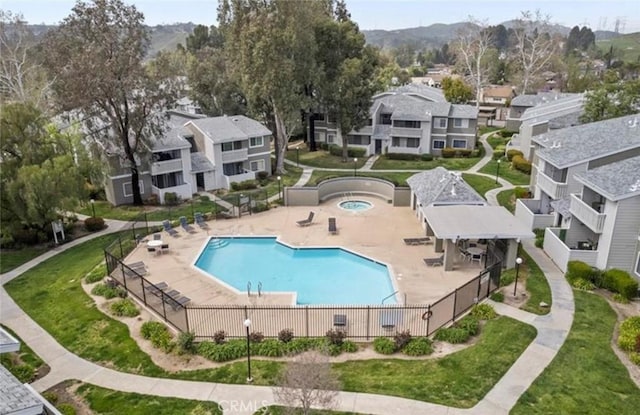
[123,180,145,196]
[453,119,469,128]
[250,159,265,172]
[327,134,335,143]
[249,136,263,148]
[407,137,419,148]
[434,118,447,129]
[221,141,243,152]
[452,139,467,148]
[347,135,370,145]
[433,140,445,149]
[223,162,244,176]
[327,113,337,123]
[152,172,184,189]
[391,137,419,148]
[152,149,180,162]
[314,113,325,121]
[393,120,421,128]
[380,113,392,125]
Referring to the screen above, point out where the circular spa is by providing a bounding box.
[338,200,373,211]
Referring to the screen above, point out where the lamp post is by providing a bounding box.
[353,157,358,177]
[277,176,282,204]
[243,318,253,383]
[495,159,501,184]
[513,257,523,296]
[90,199,96,218]
[296,147,300,167]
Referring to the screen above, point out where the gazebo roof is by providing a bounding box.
[424,206,535,240]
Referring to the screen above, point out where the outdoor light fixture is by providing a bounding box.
[277,176,282,203]
[243,318,253,383]
[353,158,358,176]
[495,159,501,184]
[513,257,523,296]
[90,199,96,218]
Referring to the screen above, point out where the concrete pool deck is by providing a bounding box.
[124,196,486,307]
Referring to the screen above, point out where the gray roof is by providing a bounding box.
[511,92,581,108]
[0,365,43,415]
[0,327,19,354]
[190,152,215,173]
[187,115,271,144]
[407,167,486,207]
[449,105,478,119]
[574,155,640,201]
[424,206,536,240]
[387,83,446,102]
[520,94,584,128]
[533,114,640,168]
[151,111,204,152]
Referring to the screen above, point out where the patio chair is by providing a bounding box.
[458,247,471,262]
[162,220,179,237]
[179,216,196,233]
[423,255,444,267]
[153,233,162,240]
[147,247,157,255]
[123,261,147,278]
[164,295,191,310]
[296,211,315,227]
[144,281,168,296]
[328,217,338,235]
[160,243,169,254]
[194,212,209,230]
[470,252,484,265]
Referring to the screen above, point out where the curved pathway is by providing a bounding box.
[0,134,574,415]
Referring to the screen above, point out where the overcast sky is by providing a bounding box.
[3,0,639,33]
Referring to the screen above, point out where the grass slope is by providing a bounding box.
[461,173,501,199]
[0,247,48,274]
[512,290,640,414]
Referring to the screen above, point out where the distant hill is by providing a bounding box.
[597,32,640,62]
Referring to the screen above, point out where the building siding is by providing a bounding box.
[605,196,640,273]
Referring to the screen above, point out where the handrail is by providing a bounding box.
[247,281,251,297]
[381,290,399,305]
[257,281,262,297]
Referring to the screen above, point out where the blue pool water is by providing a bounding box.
[194,237,396,305]
[339,200,372,211]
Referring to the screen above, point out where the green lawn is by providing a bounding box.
[371,155,482,171]
[259,408,365,415]
[285,147,368,169]
[597,33,640,63]
[337,317,536,408]
[512,290,640,414]
[478,126,502,136]
[497,189,516,213]
[0,325,47,383]
[305,170,415,187]
[77,383,223,415]
[0,246,48,274]
[479,160,531,185]
[487,134,511,149]
[461,173,501,199]
[498,251,552,315]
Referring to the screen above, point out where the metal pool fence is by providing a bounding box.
[105,235,502,340]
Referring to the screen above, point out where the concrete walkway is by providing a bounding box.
[0,136,575,414]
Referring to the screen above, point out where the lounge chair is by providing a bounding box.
[296,211,315,227]
[403,237,432,245]
[179,216,196,233]
[164,295,191,310]
[423,255,444,267]
[147,247,157,255]
[162,220,179,237]
[194,212,209,230]
[328,217,338,235]
[144,281,168,296]
[124,261,147,278]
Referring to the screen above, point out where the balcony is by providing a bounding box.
[221,148,248,163]
[390,127,422,137]
[151,183,192,204]
[515,199,555,230]
[569,194,606,233]
[543,228,598,272]
[536,171,568,200]
[222,171,256,189]
[151,158,183,175]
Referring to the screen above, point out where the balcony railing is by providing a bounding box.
[222,170,256,189]
[569,194,606,233]
[390,127,423,137]
[536,171,568,200]
[151,158,183,175]
[514,199,555,230]
[221,148,248,163]
[543,228,598,272]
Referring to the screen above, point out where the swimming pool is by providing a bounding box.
[194,237,397,305]
[339,200,373,211]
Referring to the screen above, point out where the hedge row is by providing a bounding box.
[318,143,367,158]
[566,261,638,299]
[372,330,433,356]
[511,155,532,174]
[441,147,477,158]
[385,152,433,162]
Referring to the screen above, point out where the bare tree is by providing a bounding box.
[0,10,52,109]
[511,10,559,94]
[452,18,493,108]
[273,351,341,415]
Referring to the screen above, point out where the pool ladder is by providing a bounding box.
[342,192,353,201]
[247,281,263,297]
[381,290,399,305]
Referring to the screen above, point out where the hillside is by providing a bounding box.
[597,32,640,62]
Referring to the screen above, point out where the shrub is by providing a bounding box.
[42,391,59,404]
[402,337,433,356]
[326,344,342,356]
[420,153,434,161]
[514,186,531,199]
[325,328,346,346]
[328,144,366,158]
[256,171,269,181]
[85,263,107,284]
[470,303,497,320]
[12,228,42,245]
[495,144,507,153]
[256,339,284,357]
[11,365,35,383]
[533,228,545,248]
[492,151,505,160]
[58,403,77,415]
[341,340,358,353]
[630,352,640,366]
[455,149,473,158]
[213,330,226,344]
[91,282,123,299]
[197,339,246,362]
[441,147,456,158]
[456,315,480,336]
[278,328,294,343]
[230,180,259,191]
[164,192,180,205]
[144,193,160,205]
[565,261,594,285]
[249,331,264,343]
[490,291,504,302]
[393,330,412,350]
[176,331,196,354]
[434,327,470,344]
[506,149,524,161]
[285,337,323,354]
[140,321,173,352]
[511,155,532,174]
[603,268,638,300]
[572,278,595,291]
[84,217,106,232]
[612,293,630,304]
[110,299,139,317]
[387,152,420,161]
[618,317,640,352]
[373,337,396,354]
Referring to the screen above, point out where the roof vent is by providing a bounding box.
[451,183,457,196]
[630,179,640,192]
[233,117,239,122]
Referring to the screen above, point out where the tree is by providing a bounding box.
[511,11,560,94]
[42,0,181,205]
[0,11,52,110]
[452,18,493,107]
[219,0,325,174]
[1,103,88,239]
[273,351,340,415]
[441,77,473,104]
[581,74,640,123]
[184,24,223,53]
